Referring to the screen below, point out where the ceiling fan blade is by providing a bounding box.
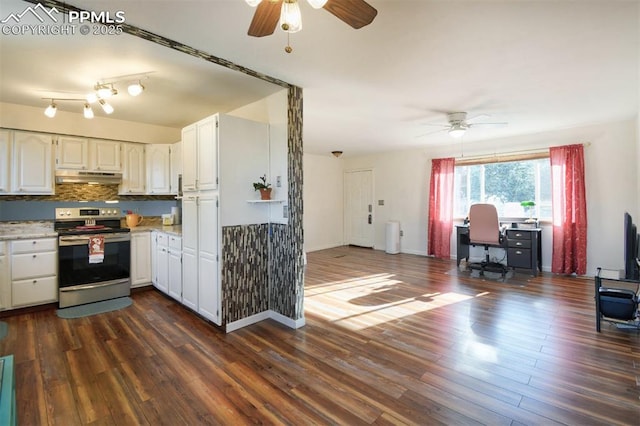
[323,0,378,29]
[416,129,447,138]
[468,122,509,128]
[466,114,491,122]
[248,0,283,37]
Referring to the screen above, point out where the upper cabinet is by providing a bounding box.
[55,136,89,170]
[89,139,121,171]
[0,130,10,194]
[146,144,171,195]
[170,141,181,196]
[11,131,54,194]
[182,115,217,192]
[120,143,146,195]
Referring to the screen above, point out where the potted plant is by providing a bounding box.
[520,200,536,221]
[253,175,272,200]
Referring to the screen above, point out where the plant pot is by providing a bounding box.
[259,188,272,200]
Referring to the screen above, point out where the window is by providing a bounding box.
[454,156,551,219]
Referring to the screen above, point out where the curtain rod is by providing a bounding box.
[455,142,591,163]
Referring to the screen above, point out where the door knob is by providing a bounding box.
[368,214,372,224]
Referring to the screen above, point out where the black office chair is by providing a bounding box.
[468,203,508,278]
[595,268,639,331]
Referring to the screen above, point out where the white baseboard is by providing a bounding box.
[225,310,306,333]
[305,243,344,252]
[225,311,271,333]
[269,310,306,329]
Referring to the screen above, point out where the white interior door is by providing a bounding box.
[345,170,374,248]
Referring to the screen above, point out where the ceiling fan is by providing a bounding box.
[245,0,377,52]
[421,112,508,138]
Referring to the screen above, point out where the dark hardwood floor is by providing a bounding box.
[1,245,639,425]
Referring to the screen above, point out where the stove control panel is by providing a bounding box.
[55,207,122,220]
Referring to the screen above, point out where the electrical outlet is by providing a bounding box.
[276,176,282,187]
[283,205,289,218]
[400,230,404,237]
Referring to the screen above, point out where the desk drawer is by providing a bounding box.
[506,230,531,240]
[508,248,532,268]
[508,239,531,249]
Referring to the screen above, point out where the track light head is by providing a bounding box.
[44,100,57,118]
[99,99,114,114]
[127,81,145,96]
[83,103,94,119]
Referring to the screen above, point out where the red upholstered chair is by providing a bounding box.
[468,203,508,277]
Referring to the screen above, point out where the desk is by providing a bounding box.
[456,225,542,276]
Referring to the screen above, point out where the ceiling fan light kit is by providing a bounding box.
[245,0,377,53]
[420,111,508,139]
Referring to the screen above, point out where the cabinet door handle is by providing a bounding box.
[515,250,523,255]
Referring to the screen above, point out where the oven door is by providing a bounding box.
[58,233,131,288]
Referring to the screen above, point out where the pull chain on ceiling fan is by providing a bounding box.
[245,0,377,53]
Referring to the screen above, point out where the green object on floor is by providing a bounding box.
[0,322,7,340]
[56,297,133,319]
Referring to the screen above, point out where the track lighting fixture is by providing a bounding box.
[127,81,145,96]
[43,72,151,119]
[83,103,94,119]
[99,99,114,114]
[44,100,57,118]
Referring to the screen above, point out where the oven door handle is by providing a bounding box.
[59,233,131,246]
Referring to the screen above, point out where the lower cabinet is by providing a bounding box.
[130,232,152,287]
[167,235,182,302]
[0,242,8,310]
[151,231,181,300]
[10,238,57,307]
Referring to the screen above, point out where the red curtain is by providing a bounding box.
[550,144,587,275]
[428,157,455,259]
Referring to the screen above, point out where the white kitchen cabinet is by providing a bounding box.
[197,193,219,323]
[168,235,182,302]
[170,141,181,195]
[89,139,121,171]
[180,193,219,322]
[56,136,89,170]
[120,143,146,195]
[11,132,53,195]
[0,130,10,194]
[11,131,54,194]
[146,144,171,195]
[0,242,9,310]
[10,237,57,307]
[131,231,152,288]
[153,232,169,294]
[181,196,198,311]
[181,115,217,192]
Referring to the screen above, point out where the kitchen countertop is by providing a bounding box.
[0,221,182,241]
[0,221,57,241]
[129,225,182,237]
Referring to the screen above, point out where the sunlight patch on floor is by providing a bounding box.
[305,273,482,331]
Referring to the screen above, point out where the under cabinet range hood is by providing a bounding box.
[55,170,123,185]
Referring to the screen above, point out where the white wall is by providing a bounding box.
[0,102,180,143]
[335,118,638,275]
[342,150,430,255]
[229,90,289,224]
[303,153,344,252]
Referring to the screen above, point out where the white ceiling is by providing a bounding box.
[1,0,638,156]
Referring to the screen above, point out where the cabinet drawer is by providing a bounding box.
[12,276,57,307]
[11,238,57,254]
[507,248,532,268]
[156,232,168,247]
[11,251,57,280]
[506,230,531,240]
[508,239,531,249]
[169,235,182,250]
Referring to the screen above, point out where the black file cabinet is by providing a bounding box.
[506,229,541,276]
